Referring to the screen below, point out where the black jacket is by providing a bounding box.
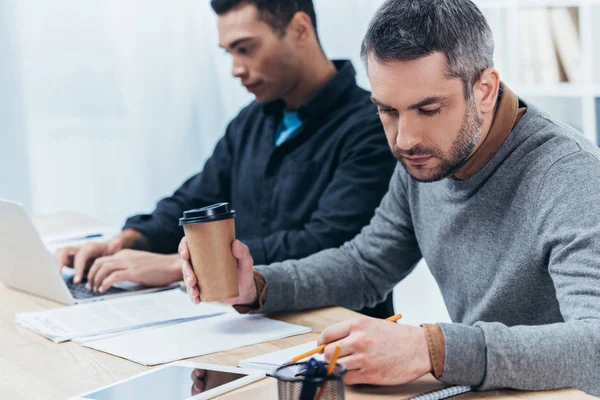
[124,60,396,266]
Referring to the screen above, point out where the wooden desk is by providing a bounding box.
[0,214,593,399]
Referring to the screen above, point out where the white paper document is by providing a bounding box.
[71,323,174,344]
[15,289,231,342]
[238,341,324,372]
[42,227,119,254]
[82,313,312,366]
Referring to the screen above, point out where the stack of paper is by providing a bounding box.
[238,341,323,373]
[82,313,312,366]
[15,289,232,342]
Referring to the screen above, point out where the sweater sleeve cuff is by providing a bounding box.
[232,269,268,314]
[242,237,267,265]
[422,324,445,378]
[438,323,487,387]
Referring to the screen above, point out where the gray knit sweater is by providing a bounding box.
[257,103,600,395]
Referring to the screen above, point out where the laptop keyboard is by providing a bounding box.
[64,277,125,299]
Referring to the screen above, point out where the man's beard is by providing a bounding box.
[394,99,484,183]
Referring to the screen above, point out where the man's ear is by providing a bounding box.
[473,68,500,114]
[287,11,313,44]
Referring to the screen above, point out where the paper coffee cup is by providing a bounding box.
[179,203,238,302]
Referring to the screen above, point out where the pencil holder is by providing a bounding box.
[272,362,346,400]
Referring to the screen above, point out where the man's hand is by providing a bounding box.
[318,317,432,386]
[190,369,206,396]
[53,229,149,284]
[179,237,258,306]
[54,241,119,284]
[87,250,182,293]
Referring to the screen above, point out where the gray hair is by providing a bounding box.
[361,0,494,98]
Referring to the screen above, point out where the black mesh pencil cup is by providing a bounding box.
[272,362,346,400]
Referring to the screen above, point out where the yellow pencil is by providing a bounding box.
[288,344,327,364]
[287,313,402,364]
[314,343,343,400]
[386,313,403,323]
[325,343,343,375]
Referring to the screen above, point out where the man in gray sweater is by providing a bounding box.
[180,0,600,395]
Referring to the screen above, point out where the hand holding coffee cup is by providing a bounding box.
[179,203,258,305]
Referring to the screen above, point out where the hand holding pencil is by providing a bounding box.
[311,313,433,386]
[288,314,403,364]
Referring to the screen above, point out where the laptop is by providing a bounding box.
[0,199,173,304]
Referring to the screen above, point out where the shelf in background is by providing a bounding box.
[476,0,600,8]
[508,84,600,98]
[472,0,599,144]
[593,3,600,85]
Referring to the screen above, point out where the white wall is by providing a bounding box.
[0,0,31,210]
[13,0,252,225]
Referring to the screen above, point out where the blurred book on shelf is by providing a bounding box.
[596,97,600,143]
[550,7,582,84]
[517,7,581,85]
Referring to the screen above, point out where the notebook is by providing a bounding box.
[407,385,471,400]
[239,340,324,372]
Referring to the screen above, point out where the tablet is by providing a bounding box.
[71,361,265,400]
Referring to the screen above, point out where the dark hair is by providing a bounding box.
[211,0,318,36]
[361,0,494,97]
